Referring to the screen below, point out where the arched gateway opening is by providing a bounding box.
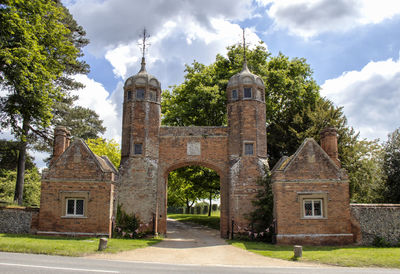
[156,127,230,237]
[164,164,222,231]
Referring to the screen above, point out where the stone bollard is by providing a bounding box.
[294,245,302,258]
[98,237,108,251]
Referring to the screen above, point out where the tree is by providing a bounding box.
[162,43,388,203]
[383,128,400,202]
[0,0,89,204]
[195,167,219,216]
[0,140,35,171]
[167,166,207,212]
[249,170,274,242]
[86,138,121,168]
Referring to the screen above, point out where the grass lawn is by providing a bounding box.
[229,240,400,268]
[168,213,220,230]
[0,233,161,256]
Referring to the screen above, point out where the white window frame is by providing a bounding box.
[66,198,84,217]
[303,199,323,218]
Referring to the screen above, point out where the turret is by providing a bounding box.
[226,59,268,235]
[120,57,161,165]
[227,61,267,158]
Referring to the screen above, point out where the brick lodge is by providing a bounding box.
[37,56,354,245]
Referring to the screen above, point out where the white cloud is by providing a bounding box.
[259,0,400,38]
[67,0,254,55]
[104,19,262,87]
[71,75,121,142]
[321,57,400,141]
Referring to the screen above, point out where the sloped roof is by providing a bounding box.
[271,138,347,181]
[51,138,118,175]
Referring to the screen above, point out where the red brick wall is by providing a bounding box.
[38,181,114,236]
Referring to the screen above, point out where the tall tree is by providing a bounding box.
[383,128,400,202]
[0,0,89,204]
[0,140,35,172]
[162,43,386,203]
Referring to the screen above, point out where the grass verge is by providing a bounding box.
[229,240,400,268]
[0,233,161,256]
[168,214,220,230]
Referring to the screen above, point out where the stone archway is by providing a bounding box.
[159,160,229,237]
[155,127,230,237]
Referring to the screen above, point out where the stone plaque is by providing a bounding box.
[187,142,201,156]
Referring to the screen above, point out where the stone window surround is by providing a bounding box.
[60,191,89,218]
[243,141,255,156]
[297,192,328,219]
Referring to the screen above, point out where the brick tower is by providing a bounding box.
[118,50,162,229]
[226,59,268,232]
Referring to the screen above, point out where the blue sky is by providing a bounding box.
[5,0,400,167]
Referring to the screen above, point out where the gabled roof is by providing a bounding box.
[50,138,118,175]
[272,138,347,181]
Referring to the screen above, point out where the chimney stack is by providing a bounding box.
[320,127,340,167]
[50,126,70,166]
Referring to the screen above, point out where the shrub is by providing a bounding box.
[246,170,275,242]
[372,236,391,247]
[113,204,142,238]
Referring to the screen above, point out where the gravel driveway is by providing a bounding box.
[87,218,325,267]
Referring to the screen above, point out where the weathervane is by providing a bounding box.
[138,28,151,72]
[242,28,247,63]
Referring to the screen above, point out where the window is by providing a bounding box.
[244,143,254,155]
[303,199,323,218]
[244,87,252,99]
[136,89,145,99]
[66,198,84,216]
[127,90,132,100]
[149,90,156,101]
[232,89,238,100]
[134,143,143,155]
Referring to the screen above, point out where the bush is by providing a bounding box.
[113,204,142,238]
[246,170,275,242]
[372,236,391,247]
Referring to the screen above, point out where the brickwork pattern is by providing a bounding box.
[272,138,353,245]
[38,138,116,237]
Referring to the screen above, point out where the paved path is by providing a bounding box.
[88,218,323,267]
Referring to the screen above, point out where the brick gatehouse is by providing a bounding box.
[38,56,353,245]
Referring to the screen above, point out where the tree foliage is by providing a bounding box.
[86,138,121,168]
[249,170,274,242]
[0,168,41,206]
[0,0,89,204]
[0,140,35,171]
[167,166,219,211]
[162,43,388,203]
[383,128,400,202]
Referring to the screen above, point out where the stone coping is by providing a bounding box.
[350,203,400,207]
[0,206,39,212]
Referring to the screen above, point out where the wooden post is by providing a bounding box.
[294,245,302,258]
[98,238,108,251]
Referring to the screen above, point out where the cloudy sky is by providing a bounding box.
[7,0,400,167]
